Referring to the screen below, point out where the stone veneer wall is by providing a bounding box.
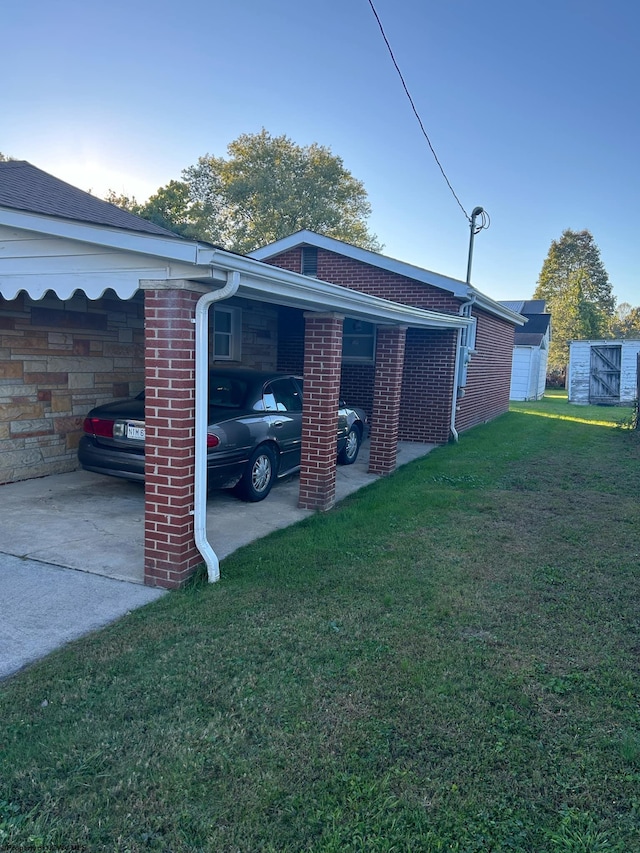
[0,291,145,484]
[0,293,280,485]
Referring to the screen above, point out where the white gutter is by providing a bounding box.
[450,295,477,442]
[193,270,241,582]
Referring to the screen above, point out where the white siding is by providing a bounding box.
[510,348,533,400]
[0,224,200,300]
[510,344,548,400]
[568,340,640,404]
[535,338,549,399]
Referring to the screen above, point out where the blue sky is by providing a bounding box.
[3,0,638,307]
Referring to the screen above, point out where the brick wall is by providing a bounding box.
[268,247,516,440]
[276,306,376,417]
[233,297,278,370]
[268,248,461,443]
[340,363,375,418]
[400,328,457,443]
[266,247,462,312]
[0,292,144,484]
[456,309,515,432]
[276,307,305,374]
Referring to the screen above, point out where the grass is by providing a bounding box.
[1,392,639,852]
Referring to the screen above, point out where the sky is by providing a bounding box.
[2,0,638,307]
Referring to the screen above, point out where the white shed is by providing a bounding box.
[501,300,551,401]
[568,339,640,405]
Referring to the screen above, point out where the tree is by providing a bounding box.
[105,189,142,212]
[533,229,615,373]
[106,131,382,252]
[105,181,203,239]
[609,302,640,339]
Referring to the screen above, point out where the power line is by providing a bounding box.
[366,0,470,222]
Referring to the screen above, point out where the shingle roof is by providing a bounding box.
[501,299,547,314]
[0,160,180,238]
[520,312,551,335]
[514,332,545,346]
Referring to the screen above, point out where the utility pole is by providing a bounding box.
[466,206,486,285]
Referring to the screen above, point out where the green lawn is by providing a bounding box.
[2,394,639,852]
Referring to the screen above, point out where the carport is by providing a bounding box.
[0,162,469,589]
[0,439,436,585]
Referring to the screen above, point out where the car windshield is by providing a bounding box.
[208,377,249,409]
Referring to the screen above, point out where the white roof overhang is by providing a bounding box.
[0,209,468,331]
[251,230,526,327]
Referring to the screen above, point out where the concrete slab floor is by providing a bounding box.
[0,440,435,585]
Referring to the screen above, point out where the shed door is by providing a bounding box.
[589,345,621,404]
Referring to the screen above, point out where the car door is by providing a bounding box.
[262,377,303,473]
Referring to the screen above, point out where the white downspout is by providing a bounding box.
[193,270,240,582]
[450,295,476,443]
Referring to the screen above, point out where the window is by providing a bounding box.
[262,378,303,412]
[212,306,241,361]
[208,376,247,409]
[342,318,375,363]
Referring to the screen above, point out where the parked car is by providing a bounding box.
[78,368,367,501]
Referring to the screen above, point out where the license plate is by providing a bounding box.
[127,425,145,440]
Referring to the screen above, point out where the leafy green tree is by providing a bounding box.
[533,229,614,372]
[110,130,379,252]
[609,302,640,338]
[105,189,142,212]
[137,181,202,239]
[105,182,202,239]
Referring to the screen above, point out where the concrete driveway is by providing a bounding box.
[0,441,434,679]
[0,441,434,584]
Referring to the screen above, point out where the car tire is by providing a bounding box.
[338,426,361,465]
[236,445,277,502]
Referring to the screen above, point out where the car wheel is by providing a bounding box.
[237,445,277,502]
[338,426,361,465]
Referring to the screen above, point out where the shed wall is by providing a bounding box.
[510,347,533,400]
[568,340,640,405]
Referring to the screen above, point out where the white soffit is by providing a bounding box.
[0,212,468,329]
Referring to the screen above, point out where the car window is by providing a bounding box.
[209,377,247,409]
[263,378,303,413]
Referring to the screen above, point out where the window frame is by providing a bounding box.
[211,305,242,362]
[341,318,376,365]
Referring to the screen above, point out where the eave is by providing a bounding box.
[0,212,469,331]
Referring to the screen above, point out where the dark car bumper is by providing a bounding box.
[78,436,145,481]
[78,436,249,491]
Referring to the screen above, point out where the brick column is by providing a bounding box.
[369,326,407,475]
[141,281,206,588]
[299,313,344,511]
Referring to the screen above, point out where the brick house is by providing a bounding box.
[252,231,523,440]
[0,162,523,588]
